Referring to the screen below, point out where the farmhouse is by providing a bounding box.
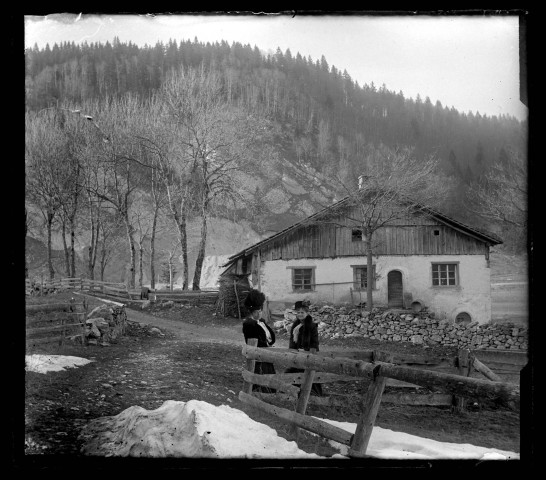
[221,194,502,325]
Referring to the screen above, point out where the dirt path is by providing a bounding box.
[124,307,291,349]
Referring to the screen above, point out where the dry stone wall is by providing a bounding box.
[273,304,528,351]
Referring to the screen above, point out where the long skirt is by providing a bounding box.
[285,367,323,397]
[252,361,277,393]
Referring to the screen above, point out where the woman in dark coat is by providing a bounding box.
[242,289,276,393]
[286,300,323,396]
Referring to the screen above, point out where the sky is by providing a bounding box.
[26,354,519,460]
[24,12,527,122]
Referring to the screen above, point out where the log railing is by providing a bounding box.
[240,341,520,458]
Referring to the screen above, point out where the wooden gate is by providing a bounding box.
[387,270,404,308]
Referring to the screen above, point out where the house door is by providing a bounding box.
[387,270,404,308]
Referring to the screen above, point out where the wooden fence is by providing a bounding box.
[26,298,89,348]
[26,277,219,304]
[239,339,520,457]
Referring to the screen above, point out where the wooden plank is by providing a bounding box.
[26,303,85,313]
[273,372,360,384]
[26,336,61,346]
[252,391,338,407]
[348,351,391,457]
[243,338,258,394]
[273,347,374,363]
[472,357,502,382]
[27,322,84,334]
[242,344,379,379]
[241,370,299,397]
[381,393,453,406]
[473,350,528,367]
[291,350,318,441]
[239,391,353,447]
[376,362,519,408]
[453,349,470,412]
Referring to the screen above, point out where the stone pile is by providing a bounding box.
[272,303,528,350]
[81,304,127,346]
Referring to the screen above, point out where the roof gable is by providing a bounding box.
[225,194,502,264]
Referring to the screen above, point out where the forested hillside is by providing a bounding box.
[24,38,527,286]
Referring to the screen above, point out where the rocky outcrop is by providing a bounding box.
[273,304,528,351]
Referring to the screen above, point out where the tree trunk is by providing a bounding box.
[61,220,71,277]
[70,220,76,277]
[149,205,159,290]
[47,212,55,280]
[100,246,107,281]
[174,212,189,290]
[25,209,29,279]
[365,231,373,311]
[123,213,137,288]
[192,211,207,290]
[138,245,144,288]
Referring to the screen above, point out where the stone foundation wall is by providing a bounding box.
[273,304,528,351]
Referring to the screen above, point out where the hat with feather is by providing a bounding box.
[244,289,266,312]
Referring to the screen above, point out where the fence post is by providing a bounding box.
[290,349,318,442]
[348,350,392,457]
[453,349,471,412]
[82,297,89,346]
[234,280,242,320]
[243,338,258,394]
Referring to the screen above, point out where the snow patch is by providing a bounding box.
[80,400,322,459]
[312,417,520,460]
[25,355,94,374]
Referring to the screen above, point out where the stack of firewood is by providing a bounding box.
[217,273,251,319]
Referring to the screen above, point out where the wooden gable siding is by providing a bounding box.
[258,210,487,260]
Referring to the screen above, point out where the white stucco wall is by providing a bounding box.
[260,255,492,324]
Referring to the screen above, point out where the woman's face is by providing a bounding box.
[295,308,307,319]
[251,309,261,320]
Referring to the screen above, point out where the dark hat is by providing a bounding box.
[244,289,266,312]
[294,300,309,310]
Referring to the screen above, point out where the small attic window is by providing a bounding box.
[433,229,440,236]
[352,229,363,241]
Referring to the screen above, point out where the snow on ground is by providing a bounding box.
[80,399,324,459]
[312,418,519,460]
[25,354,94,374]
[26,355,520,460]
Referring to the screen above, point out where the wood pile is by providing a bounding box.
[217,273,251,318]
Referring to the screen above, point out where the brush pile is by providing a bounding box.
[217,274,251,319]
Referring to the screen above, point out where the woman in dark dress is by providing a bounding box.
[242,289,276,393]
[286,300,323,396]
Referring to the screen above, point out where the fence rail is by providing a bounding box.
[26,298,89,348]
[26,277,219,304]
[240,340,520,458]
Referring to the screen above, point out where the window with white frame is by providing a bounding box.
[288,267,315,291]
[351,264,376,290]
[431,263,459,286]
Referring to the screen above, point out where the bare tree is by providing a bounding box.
[81,94,150,288]
[465,149,526,251]
[160,64,278,290]
[161,240,182,291]
[314,146,449,310]
[25,109,70,280]
[97,212,125,282]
